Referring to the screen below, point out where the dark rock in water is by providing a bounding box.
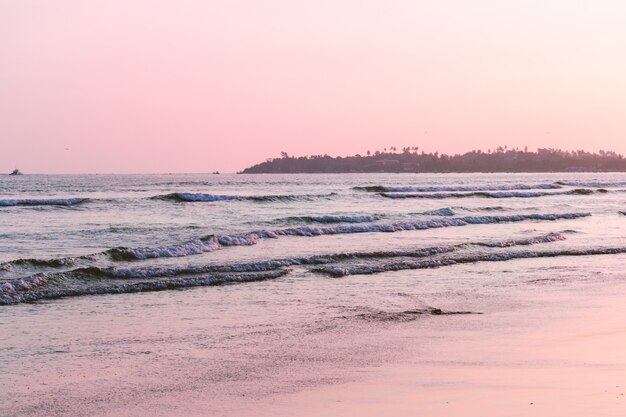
[620,211,626,216]
[353,307,481,322]
[10,169,22,175]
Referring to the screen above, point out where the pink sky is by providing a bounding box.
[1,1,625,173]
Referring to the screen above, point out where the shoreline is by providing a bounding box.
[3,267,626,416]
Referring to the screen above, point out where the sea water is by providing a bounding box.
[2,172,626,415]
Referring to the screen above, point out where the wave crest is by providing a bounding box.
[95,212,591,261]
[0,270,289,304]
[355,183,563,192]
[0,198,87,207]
[0,232,570,303]
[380,189,599,199]
[282,215,382,224]
[154,192,337,202]
[314,246,626,277]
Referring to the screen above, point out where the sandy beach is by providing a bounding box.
[224,277,626,417]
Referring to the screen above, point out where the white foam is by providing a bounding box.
[109,213,590,261]
[126,237,221,259]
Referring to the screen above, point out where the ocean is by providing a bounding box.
[2,172,626,415]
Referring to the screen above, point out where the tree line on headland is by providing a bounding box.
[239,147,626,173]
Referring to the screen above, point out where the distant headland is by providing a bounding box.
[240,148,626,174]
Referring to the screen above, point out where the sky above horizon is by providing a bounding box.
[1,1,626,173]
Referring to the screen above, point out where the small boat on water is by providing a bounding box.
[10,169,22,175]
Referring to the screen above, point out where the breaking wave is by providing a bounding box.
[103,212,588,260]
[96,233,569,279]
[0,213,589,277]
[0,270,290,304]
[380,189,599,199]
[154,192,337,202]
[354,183,563,193]
[0,198,87,207]
[0,232,568,304]
[281,215,382,224]
[556,181,626,188]
[417,206,510,216]
[419,208,456,216]
[85,246,460,279]
[314,246,626,277]
[471,232,566,247]
[0,257,77,269]
[105,237,222,260]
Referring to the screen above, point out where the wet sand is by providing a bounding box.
[86,278,626,417]
[247,280,626,417]
[4,268,626,417]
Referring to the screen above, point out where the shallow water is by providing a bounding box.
[1,173,626,415]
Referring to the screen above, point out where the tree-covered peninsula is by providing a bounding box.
[240,148,626,174]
